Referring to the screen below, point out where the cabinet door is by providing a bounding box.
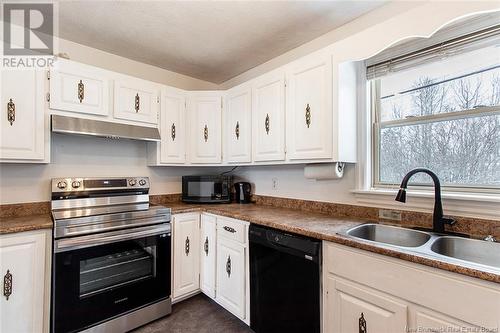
[200,214,217,299]
[412,308,473,333]
[0,231,47,333]
[49,60,109,116]
[225,86,252,163]
[113,77,160,125]
[188,93,222,164]
[172,213,200,300]
[324,277,408,333]
[0,70,45,160]
[252,70,285,162]
[286,53,333,160]
[216,238,246,319]
[160,87,186,164]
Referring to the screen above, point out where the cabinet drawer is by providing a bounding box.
[217,217,247,244]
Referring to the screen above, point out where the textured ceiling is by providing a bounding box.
[58,1,385,84]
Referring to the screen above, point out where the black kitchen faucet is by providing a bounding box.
[395,168,455,233]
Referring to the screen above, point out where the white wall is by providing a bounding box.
[0,134,222,204]
[233,164,357,205]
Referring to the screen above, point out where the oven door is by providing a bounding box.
[52,223,171,333]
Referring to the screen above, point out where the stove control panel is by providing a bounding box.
[51,177,150,193]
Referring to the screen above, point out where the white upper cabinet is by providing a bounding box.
[188,92,222,164]
[252,69,286,162]
[286,52,333,160]
[224,84,252,163]
[113,75,161,125]
[160,87,186,164]
[0,70,46,161]
[49,59,109,116]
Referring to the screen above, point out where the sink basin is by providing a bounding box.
[430,236,500,268]
[346,224,431,248]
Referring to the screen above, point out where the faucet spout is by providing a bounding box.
[395,168,455,233]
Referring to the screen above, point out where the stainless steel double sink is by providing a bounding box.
[344,223,500,273]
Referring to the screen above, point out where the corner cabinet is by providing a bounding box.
[224,84,252,163]
[113,75,161,125]
[251,69,286,162]
[0,230,50,333]
[200,214,217,298]
[49,59,110,117]
[286,52,333,160]
[323,242,500,333]
[172,213,200,302]
[148,87,186,165]
[188,92,222,164]
[0,69,47,162]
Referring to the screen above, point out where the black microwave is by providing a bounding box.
[182,175,232,203]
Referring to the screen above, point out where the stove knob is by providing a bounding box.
[71,181,81,188]
[128,179,137,186]
[139,179,147,186]
[57,181,67,190]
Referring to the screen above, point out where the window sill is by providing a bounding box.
[352,188,500,220]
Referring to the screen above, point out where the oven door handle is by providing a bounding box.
[55,223,171,253]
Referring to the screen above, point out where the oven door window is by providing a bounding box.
[79,240,156,298]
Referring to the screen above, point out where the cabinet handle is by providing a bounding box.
[7,98,15,126]
[185,236,190,256]
[135,93,140,113]
[235,121,240,140]
[265,113,270,134]
[204,125,209,142]
[171,123,176,141]
[305,103,311,128]
[204,237,209,256]
[359,312,367,333]
[226,256,231,277]
[223,226,236,233]
[3,270,12,300]
[78,80,84,103]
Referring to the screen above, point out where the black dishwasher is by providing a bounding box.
[249,224,321,333]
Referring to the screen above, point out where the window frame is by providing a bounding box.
[371,77,500,194]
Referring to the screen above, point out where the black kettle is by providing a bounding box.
[234,182,251,204]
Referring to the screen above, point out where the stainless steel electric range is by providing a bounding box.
[50,177,171,333]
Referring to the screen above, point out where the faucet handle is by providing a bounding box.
[442,217,456,226]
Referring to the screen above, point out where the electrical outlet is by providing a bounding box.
[272,178,278,191]
[378,209,402,221]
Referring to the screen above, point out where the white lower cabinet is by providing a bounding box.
[175,213,250,324]
[216,236,246,319]
[325,276,407,333]
[0,230,50,333]
[172,213,200,301]
[323,242,500,333]
[200,214,217,298]
[214,216,250,323]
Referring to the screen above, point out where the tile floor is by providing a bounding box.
[132,294,253,333]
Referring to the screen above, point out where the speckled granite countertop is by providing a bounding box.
[0,214,53,235]
[1,202,498,283]
[169,203,500,284]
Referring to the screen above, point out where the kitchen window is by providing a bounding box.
[368,24,500,193]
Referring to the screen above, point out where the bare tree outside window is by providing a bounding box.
[375,45,500,189]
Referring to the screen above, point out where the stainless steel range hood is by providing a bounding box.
[51,115,161,142]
